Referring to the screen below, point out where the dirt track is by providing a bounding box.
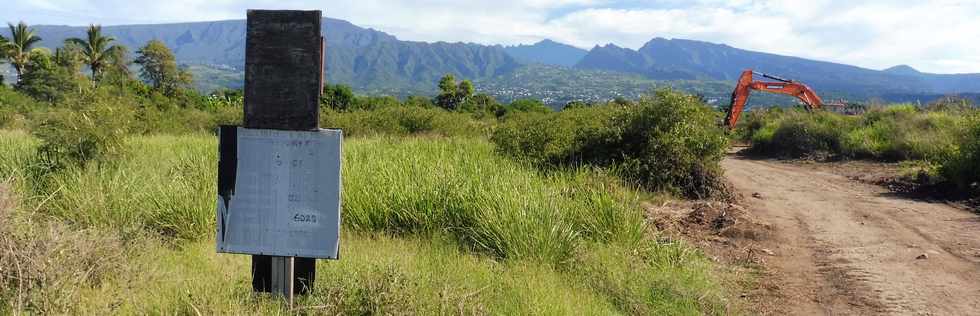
[723,156,980,315]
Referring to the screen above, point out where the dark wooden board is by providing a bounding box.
[243,9,322,131]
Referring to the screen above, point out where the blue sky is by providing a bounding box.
[3,0,979,73]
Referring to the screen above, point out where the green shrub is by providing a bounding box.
[941,115,980,194]
[743,105,970,161]
[842,106,964,161]
[30,93,135,174]
[612,91,730,197]
[321,107,488,138]
[492,106,619,166]
[749,110,853,158]
[0,87,42,130]
[740,105,980,196]
[493,89,729,198]
[502,99,552,116]
[734,106,784,143]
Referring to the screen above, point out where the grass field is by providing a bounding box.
[0,130,735,315]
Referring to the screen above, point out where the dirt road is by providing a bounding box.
[723,156,980,315]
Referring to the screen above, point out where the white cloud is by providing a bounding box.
[3,0,979,73]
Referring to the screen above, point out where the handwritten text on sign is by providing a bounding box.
[217,127,342,259]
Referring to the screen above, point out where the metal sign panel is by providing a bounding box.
[217,127,342,259]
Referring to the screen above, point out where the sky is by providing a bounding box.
[3,0,979,74]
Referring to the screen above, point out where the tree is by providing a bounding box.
[135,40,191,95]
[404,95,434,108]
[458,80,474,100]
[320,84,355,111]
[3,22,44,82]
[0,35,7,84]
[460,93,501,114]
[506,99,552,114]
[435,74,475,110]
[563,100,589,110]
[66,25,126,81]
[438,74,457,96]
[53,41,84,75]
[15,50,77,103]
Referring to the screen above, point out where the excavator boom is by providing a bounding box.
[724,70,826,129]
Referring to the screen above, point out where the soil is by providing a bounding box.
[718,155,980,315]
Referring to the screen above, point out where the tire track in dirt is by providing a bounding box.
[723,157,980,315]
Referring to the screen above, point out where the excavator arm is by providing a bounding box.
[724,70,826,129]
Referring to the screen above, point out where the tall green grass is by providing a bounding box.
[13,134,646,260]
[47,233,724,315]
[344,137,645,264]
[0,132,735,314]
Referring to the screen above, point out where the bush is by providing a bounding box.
[941,116,980,194]
[321,106,488,137]
[742,105,972,162]
[30,91,136,174]
[491,106,619,166]
[740,105,980,196]
[493,89,730,198]
[748,110,853,158]
[842,106,964,161]
[501,99,552,116]
[0,87,42,130]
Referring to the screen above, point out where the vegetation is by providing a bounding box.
[2,22,45,81]
[737,104,980,195]
[0,21,744,314]
[493,89,730,198]
[0,131,732,314]
[65,25,128,81]
[135,40,192,95]
[435,74,474,110]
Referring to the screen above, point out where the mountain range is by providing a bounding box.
[575,38,980,99]
[502,40,588,67]
[15,18,520,94]
[6,17,980,105]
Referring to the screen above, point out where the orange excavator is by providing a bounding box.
[724,69,836,129]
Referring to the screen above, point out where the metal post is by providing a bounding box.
[243,9,324,298]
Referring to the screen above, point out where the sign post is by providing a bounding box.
[216,9,339,304]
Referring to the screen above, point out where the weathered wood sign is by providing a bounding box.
[216,9,333,300]
[243,10,323,130]
[217,127,342,258]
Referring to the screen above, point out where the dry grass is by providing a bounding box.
[0,179,127,314]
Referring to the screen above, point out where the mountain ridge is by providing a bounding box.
[5,18,980,102]
[575,37,980,97]
[10,18,520,94]
[502,39,588,67]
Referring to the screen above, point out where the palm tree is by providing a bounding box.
[66,24,124,80]
[0,35,7,66]
[0,35,7,58]
[4,22,44,81]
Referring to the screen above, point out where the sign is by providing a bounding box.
[244,10,323,130]
[217,126,342,259]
